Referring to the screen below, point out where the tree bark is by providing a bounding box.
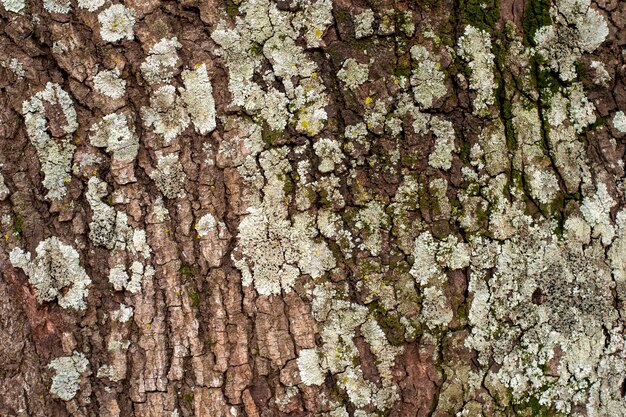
[1,0,625,416]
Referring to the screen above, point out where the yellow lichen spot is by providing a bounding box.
[300,120,311,130]
[146,323,151,329]
[285,197,289,205]
[315,250,319,257]
[314,28,323,38]
[195,63,203,69]
[64,175,71,184]
[365,96,374,105]
[4,234,9,241]
[92,170,97,175]
[311,72,317,78]
[394,79,399,85]
[197,234,201,239]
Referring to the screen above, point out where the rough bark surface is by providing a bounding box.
[1,0,626,416]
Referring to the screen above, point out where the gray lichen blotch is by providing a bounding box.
[48,351,89,401]
[10,237,91,310]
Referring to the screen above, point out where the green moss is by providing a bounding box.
[182,393,193,405]
[12,214,24,235]
[226,0,239,17]
[459,0,500,33]
[261,125,282,147]
[459,141,472,164]
[188,289,200,306]
[521,0,552,46]
[392,56,412,79]
[249,43,263,57]
[180,264,194,277]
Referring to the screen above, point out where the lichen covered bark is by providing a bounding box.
[1,0,626,416]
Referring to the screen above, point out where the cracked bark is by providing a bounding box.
[1,0,626,416]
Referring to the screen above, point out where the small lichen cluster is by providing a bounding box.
[98,4,136,43]
[10,237,91,310]
[534,0,609,81]
[93,68,126,99]
[22,82,78,200]
[141,62,216,142]
[457,25,496,114]
[149,152,186,199]
[48,351,89,401]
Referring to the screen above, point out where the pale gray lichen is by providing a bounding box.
[22,82,78,200]
[211,0,328,134]
[297,284,403,412]
[613,111,626,133]
[111,303,134,322]
[10,237,91,310]
[313,138,344,173]
[108,264,129,291]
[428,116,456,170]
[534,0,608,82]
[0,172,8,199]
[77,0,104,11]
[354,201,389,256]
[293,0,333,48]
[149,152,186,199]
[353,10,374,39]
[140,37,182,85]
[179,64,217,135]
[141,85,190,143]
[98,4,136,43]
[1,0,25,13]
[93,68,126,99]
[90,113,139,164]
[457,25,496,114]
[44,0,70,13]
[337,58,369,90]
[409,45,447,109]
[48,351,89,401]
[233,148,336,295]
[195,213,217,238]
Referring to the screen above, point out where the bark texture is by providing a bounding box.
[1,0,626,416]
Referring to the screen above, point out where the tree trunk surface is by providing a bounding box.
[1,0,625,415]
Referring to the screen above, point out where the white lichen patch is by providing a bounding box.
[108,264,129,291]
[0,172,9,199]
[457,25,496,114]
[526,165,560,205]
[293,0,333,48]
[10,237,91,310]
[299,285,403,412]
[44,0,70,13]
[534,0,608,81]
[93,68,126,99]
[140,37,182,85]
[48,351,89,401]
[180,64,217,135]
[313,138,344,173]
[428,116,456,170]
[410,45,447,109]
[98,4,136,43]
[195,213,217,238]
[337,58,369,90]
[149,152,186,199]
[580,182,615,245]
[111,303,134,322]
[90,113,139,163]
[77,0,104,11]
[22,82,78,200]
[1,0,25,13]
[296,348,325,385]
[613,111,626,133]
[211,0,329,134]
[354,201,389,256]
[141,85,190,143]
[233,148,336,295]
[353,10,374,39]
